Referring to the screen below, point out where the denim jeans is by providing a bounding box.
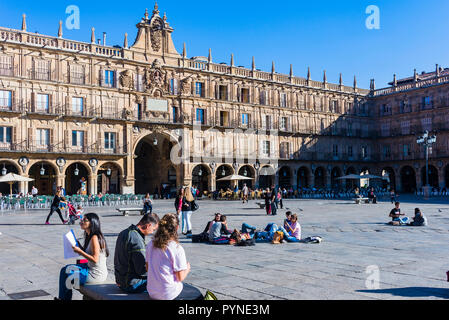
[58,264,89,300]
[271,203,277,215]
[393,217,410,225]
[241,223,257,235]
[120,279,147,294]
[174,283,204,300]
[182,211,193,233]
[143,203,152,214]
[277,225,301,242]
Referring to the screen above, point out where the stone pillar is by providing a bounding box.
[57,174,65,190]
[325,172,332,189]
[308,173,315,189]
[88,174,97,196]
[210,173,216,192]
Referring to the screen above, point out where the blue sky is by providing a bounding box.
[1,0,448,88]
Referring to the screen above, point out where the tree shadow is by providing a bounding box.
[357,287,449,299]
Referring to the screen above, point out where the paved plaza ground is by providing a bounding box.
[0,196,448,300]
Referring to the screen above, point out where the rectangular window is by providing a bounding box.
[72,97,84,115]
[34,60,50,80]
[0,127,12,143]
[280,93,287,108]
[72,131,85,147]
[361,146,368,159]
[136,74,144,92]
[348,146,353,158]
[196,109,205,125]
[104,132,116,150]
[265,115,272,130]
[0,55,13,76]
[170,79,179,95]
[218,85,228,100]
[331,100,338,113]
[241,113,249,126]
[195,82,204,97]
[103,70,115,87]
[280,117,288,131]
[422,96,433,109]
[383,145,391,158]
[403,144,411,157]
[260,91,268,105]
[220,111,229,127]
[240,88,250,103]
[263,141,271,155]
[172,106,179,123]
[401,121,410,135]
[36,129,50,147]
[36,94,49,113]
[333,145,339,157]
[347,123,353,137]
[0,90,12,110]
[70,64,85,85]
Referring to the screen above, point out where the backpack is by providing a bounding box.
[192,201,199,212]
[302,236,323,244]
[236,237,256,246]
[192,232,209,243]
[204,290,218,300]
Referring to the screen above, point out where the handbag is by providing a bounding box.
[192,201,199,212]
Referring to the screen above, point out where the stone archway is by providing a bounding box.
[278,166,292,189]
[238,165,255,189]
[98,162,122,194]
[192,164,211,194]
[216,164,234,191]
[297,166,309,189]
[0,160,20,195]
[400,166,417,193]
[259,166,275,190]
[65,162,90,195]
[28,161,57,195]
[382,167,396,191]
[134,132,178,196]
[420,165,439,188]
[314,167,326,189]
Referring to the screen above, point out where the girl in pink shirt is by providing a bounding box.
[145,214,203,300]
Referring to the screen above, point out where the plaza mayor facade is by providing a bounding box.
[0,5,448,196]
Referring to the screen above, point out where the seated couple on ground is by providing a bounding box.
[114,213,203,300]
[205,211,301,245]
[389,202,428,226]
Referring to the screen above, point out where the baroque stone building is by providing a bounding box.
[0,5,447,195]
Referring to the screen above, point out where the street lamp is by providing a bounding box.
[74,164,79,176]
[107,168,112,176]
[198,168,203,177]
[40,164,45,176]
[417,131,437,190]
[2,164,7,176]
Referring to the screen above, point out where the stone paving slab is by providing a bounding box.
[1,196,449,300]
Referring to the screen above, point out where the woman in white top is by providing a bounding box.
[57,213,109,300]
[145,214,203,300]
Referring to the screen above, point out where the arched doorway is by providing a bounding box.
[134,133,177,196]
[29,162,56,195]
[420,165,439,188]
[65,163,89,195]
[0,161,19,195]
[192,165,211,194]
[400,166,416,193]
[314,167,326,189]
[382,167,396,191]
[216,165,234,191]
[259,166,275,190]
[97,163,121,194]
[445,165,449,188]
[238,165,255,189]
[297,167,309,189]
[331,167,342,189]
[278,166,292,189]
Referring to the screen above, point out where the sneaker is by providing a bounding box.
[63,220,68,225]
[45,222,50,225]
[281,239,287,243]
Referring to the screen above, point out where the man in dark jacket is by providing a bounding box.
[114,213,159,293]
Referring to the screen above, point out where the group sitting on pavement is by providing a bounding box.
[388,202,428,226]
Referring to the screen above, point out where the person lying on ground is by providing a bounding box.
[240,222,300,243]
[202,213,221,235]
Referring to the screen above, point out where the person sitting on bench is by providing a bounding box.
[145,214,203,300]
[368,187,377,203]
[389,202,410,225]
[114,213,159,294]
[209,215,232,244]
[409,208,428,227]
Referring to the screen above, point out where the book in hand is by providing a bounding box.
[64,229,81,260]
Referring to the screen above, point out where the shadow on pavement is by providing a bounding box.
[357,287,449,299]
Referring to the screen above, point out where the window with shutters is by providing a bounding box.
[72,97,84,115]
[102,70,115,88]
[0,90,12,110]
[331,100,338,113]
[195,82,205,97]
[196,109,205,125]
[104,132,116,151]
[260,90,268,105]
[70,64,85,85]
[102,99,117,118]
[36,129,50,149]
[218,85,228,101]
[0,126,12,149]
[0,55,13,76]
[34,59,50,80]
[262,141,270,156]
[241,113,249,127]
[280,117,288,131]
[72,130,85,148]
[280,142,290,159]
[297,94,305,110]
[238,88,250,103]
[280,93,288,107]
[36,94,49,113]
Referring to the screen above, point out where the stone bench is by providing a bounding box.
[116,208,145,216]
[77,282,150,300]
[353,198,370,204]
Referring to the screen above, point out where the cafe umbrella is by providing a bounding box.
[0,173,34,196]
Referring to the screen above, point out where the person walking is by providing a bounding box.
[143,193,153,214]
[242,183,249,204]
[181,187,195,235]
[31,186,38,197]
[271,188,278,216]
[174,188,184,231]
[264,188,272,215]
[45,190,67,225]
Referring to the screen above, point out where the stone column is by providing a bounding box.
[308,173,315,189]
[210,173,216,192]
[88,174,97,195]
[325,172,332,189]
